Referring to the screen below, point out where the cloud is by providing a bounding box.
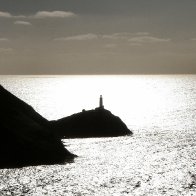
[0,11,25,19]
[102,32,133,40]
[54,32,171,46]
[54,32,147,41]
[14,21,32,25]
[54,33,98,41]
[191,38,196,41]
[102,32,151,40]
[85,32,169,43]
[33,11,76,19]
[0,11,12,18]
[0,10,76,19]
[0,38,9,42]
[128,36,170,43]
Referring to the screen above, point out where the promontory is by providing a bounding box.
[50,95,132,138]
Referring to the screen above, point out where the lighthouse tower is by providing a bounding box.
[99,95,104,109]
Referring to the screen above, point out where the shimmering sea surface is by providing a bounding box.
[0,75,196,195]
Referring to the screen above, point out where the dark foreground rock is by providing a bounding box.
[51,108,132,138]
[0,85,76,168]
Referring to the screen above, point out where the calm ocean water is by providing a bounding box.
[0,75,196,195]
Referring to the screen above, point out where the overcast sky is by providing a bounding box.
[0,0,196,74]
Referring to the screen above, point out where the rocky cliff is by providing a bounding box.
[0,85,75,168]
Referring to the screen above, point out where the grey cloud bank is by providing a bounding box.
[0,0,196,74]
[54,33,171,45]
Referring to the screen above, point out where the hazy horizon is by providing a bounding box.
[0,0,196,74]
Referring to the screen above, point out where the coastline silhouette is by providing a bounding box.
[0,85,131,168]
[0,85,76,168]
[51,95,132,138]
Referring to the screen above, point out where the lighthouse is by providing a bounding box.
[99,95,104,109]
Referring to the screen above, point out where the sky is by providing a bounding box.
[0,0,196,74]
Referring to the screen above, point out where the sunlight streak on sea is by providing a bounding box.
[0,75,196,195]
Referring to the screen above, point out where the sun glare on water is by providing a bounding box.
[39,75,178,129]
[0,75,196,195]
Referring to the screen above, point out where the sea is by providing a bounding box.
[0,75,196,196]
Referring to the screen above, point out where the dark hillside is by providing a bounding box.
[0,85,75,168]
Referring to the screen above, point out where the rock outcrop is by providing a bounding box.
[0,85,75,168]
[51,108,132,138]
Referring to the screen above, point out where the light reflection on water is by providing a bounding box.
[0,75,196,195]
[1,131,196,195]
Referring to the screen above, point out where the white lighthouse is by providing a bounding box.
[99,95,104,109]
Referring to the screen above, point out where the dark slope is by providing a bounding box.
[51,108,132,138]
[0,85,75,168]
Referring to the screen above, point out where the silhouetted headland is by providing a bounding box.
[51,95,132,138]
[0,86,131,168]
[0,85,76,168]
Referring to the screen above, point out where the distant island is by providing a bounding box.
[51,95,132,138]
[0,86,132,168]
